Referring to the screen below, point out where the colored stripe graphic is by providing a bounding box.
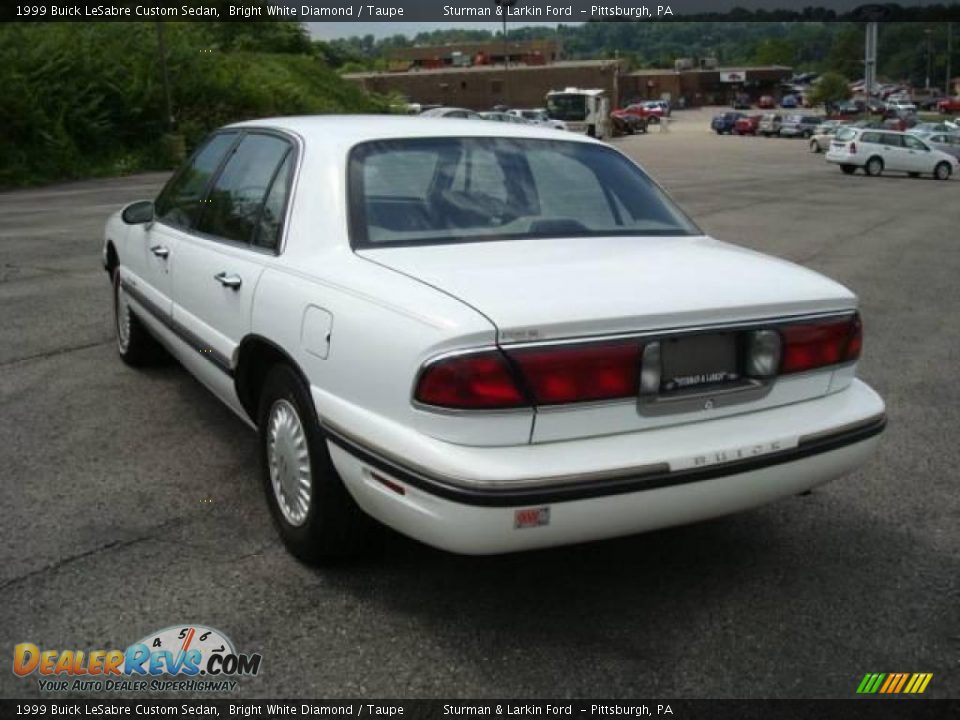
[858,673,932,694]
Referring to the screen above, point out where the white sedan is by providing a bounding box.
[103,117,885,559]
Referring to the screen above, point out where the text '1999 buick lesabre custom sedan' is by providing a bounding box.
[103,116,885,559]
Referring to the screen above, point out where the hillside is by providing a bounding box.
[0,22,389,189]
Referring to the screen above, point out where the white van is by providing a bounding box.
[826,127,957,179]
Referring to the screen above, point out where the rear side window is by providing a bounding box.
[881,134,903,147]
[254,152,295,250]
[860,132,881,144]
[197,133,292,245]
[155,133,237,229]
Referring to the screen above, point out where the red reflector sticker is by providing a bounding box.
[514,507,550,530]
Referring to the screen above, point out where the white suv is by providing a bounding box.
[826,127,957,179]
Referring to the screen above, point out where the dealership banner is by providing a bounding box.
[3,0,960,23]
[2,699,959,719]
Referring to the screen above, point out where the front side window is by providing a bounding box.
[903,135,928,151]
[349,137,700,248]
[155,133,238,229]
[197,133,292,245]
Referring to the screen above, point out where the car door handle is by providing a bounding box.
[150,245,170,259]
[214,272,242,289]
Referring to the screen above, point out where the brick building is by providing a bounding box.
[385,39,564,71]
[621,66,793,107]
[345,59,624,111]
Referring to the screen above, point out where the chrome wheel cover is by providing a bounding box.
[115,278,131,353]
[267,399,312,527]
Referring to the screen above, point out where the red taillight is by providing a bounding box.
[508,342,641,405]
[849,141,857,154]
[414,351,526,409]
[780,314,862,374]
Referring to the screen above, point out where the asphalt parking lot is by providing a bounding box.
[1,108,958,700]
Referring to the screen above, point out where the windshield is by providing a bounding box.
[348,137,700,248]
[546,94,587,121]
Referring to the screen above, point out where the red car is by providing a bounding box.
[734,114,763,135]
[938,97,960,114]
[757,95,776,109]
[622,102,665,123]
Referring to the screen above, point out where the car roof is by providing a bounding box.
[228,115,597,150]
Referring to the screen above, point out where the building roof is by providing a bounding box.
[387,39,561,61]
[345,59,624,80]
[628,65,792,76]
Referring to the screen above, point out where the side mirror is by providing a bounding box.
[121,200,155,225]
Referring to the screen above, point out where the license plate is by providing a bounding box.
[660,333,740,393]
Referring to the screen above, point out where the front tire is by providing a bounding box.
[258,364,371,563]
[865,156,884,176]
[113,268,160,366]
[809,140,820,153]
[934,162,952,181]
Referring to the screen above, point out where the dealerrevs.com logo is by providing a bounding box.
[13,625,262,693]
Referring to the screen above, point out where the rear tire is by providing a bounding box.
[809,140,820,153]
[258,364,372,563]
[840,164,857,175]
[113,268,160,367]
[934,162,952,181]
[865,156,884,176]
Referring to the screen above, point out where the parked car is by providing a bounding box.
[779,114,823,139]
[826,126,958,179]
[734,114,763,135]
[644,100,671,117]
[480,111,529,124]
[757,95,776,109]
[780,94,799,109]
[909,131,960,160]
[758,113,784,137]
[711,111,744,135]
[507,108,568,131]
[908,122,958,135]
[611,108,648,135]
[420,107,482,120]
[622,103,663,124]
[937,96,960,114]
[808,120,845,152]
[885,99,917,114]
[882,115,917,132]
[104,117,885,558]
[732,94,752,110]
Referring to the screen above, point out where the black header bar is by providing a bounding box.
[3,1,960,23]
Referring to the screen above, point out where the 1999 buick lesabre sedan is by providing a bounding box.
[103,117,885,560]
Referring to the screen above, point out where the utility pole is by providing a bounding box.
[155,22,174,131]
[864,22,878,98]
[925,28,933,90]
[948,23,953,96]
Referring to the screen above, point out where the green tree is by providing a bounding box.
[808,71,851,106]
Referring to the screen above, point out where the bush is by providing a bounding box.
[0,23,389,188]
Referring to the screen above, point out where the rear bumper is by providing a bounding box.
[319,380,885,554]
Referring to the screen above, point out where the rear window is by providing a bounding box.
[348,137,700,247]
[835,127,857,142]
